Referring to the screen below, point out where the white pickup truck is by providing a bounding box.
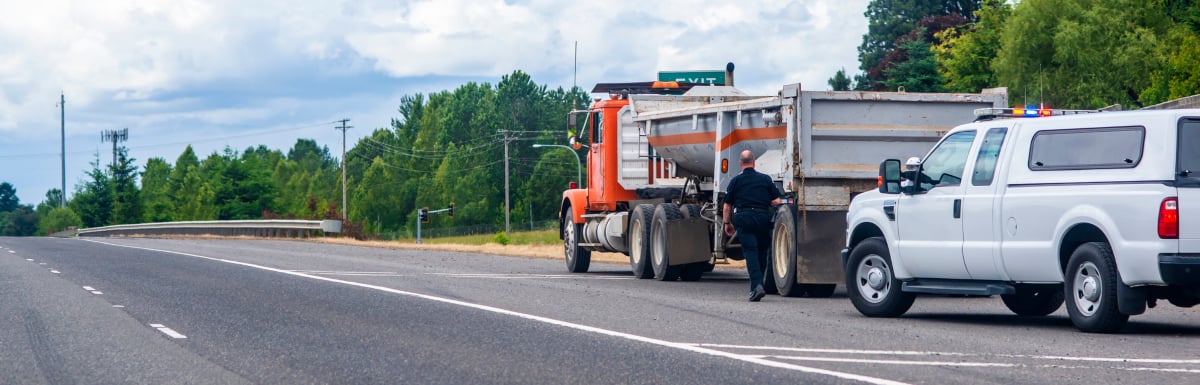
[843,107,1200,333]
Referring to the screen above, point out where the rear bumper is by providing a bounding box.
[1158,254,1200,285]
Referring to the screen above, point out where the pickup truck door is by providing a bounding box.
[896,130,976,279]
[961,127,1009,280]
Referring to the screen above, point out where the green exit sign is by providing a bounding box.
[658,70,726,85]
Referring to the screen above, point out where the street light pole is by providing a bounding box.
[532,144,582,189]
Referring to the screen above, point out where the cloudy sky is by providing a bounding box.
[0,0,868,204]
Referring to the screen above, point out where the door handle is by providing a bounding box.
[953,199,961,219]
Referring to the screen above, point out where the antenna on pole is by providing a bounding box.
[100,128,128,168]
[57,92,66,207]
[573,40,578,92]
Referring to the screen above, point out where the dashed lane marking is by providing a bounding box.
[50,270,60,274]
[149,324,187,339]
[86,239,909,385]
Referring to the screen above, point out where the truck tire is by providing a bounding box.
[1065,242,1129,333]
[563,206,591,273]
[651,203,683,281]
[1001,284,1063,316]
[772,206,802,297]
[680,203,702,219]
[846,237,914,317]
[628,204,656,279]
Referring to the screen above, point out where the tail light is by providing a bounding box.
[569,182,578,189]
[1159,197,1179,239]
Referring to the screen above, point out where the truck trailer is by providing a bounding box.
[557,66,1007,296]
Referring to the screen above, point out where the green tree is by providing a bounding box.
[2,205,37,236]
[828,68,852,91]
[882,38,944,92]
[38,207,82,235]
[70,155,112,228]
[994,0,1171,108]
[859,0,981,89]
[109,147,141,225]
[141,157,173,222]
[933,0,1012,93]
[174,165,218,221]
[0,182,18,212]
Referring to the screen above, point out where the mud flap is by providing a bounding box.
[666,217,712,266]
[1118,280,1147,315]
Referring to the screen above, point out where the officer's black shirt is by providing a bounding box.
[725,167,781,211]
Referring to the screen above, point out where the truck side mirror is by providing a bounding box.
[568,112,578,130]
[879,159,902,194]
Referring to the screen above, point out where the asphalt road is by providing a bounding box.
[1,237,1197,385]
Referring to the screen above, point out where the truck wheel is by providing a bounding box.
[1065,242,1129,333]
[628,204,656,279]
[771,206,802,297]
[651,204,683,281]
[1001,284,1063,316]
[680,203,702,219]
[846,237,914,317]
[563,207,591,273]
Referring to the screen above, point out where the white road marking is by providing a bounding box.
[113,305,125,308]
[7,250,14,253]
[50,270,60,274]
[84,239,909,385]
[426,272,632,280]
[38,263,46,265]
[82,286,95,291]
[91,291,103,295]
[25,258,33,261]
[699,343,1200,374]
[149,324,187,339]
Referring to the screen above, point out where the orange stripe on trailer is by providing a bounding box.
[646,126,787,151]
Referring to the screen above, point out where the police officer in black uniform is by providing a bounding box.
[723,149,782,302]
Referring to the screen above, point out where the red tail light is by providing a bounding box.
[1159,197,1179,239]
[569,182,578,189]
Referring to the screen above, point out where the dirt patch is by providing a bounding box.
[104,234,745,270]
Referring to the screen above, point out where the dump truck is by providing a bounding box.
[557,64,1007,296]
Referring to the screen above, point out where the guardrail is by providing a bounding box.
[76,219,342,238]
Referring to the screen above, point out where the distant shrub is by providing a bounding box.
[492,231,510,245]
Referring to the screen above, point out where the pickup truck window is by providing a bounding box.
[919,131,976,190]
[1029,126,1144,170]
[1178,119,1200,181]
[972,128,1007,186]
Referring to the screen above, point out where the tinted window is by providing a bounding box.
[919,131,976,190]
[1028,126,1144,170]
[972,128,1007,186]
[1179,119,1200,184]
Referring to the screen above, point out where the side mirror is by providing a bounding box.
[879,159,902,194]
[568,112,578,130]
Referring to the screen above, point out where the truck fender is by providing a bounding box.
[845,205,911,280]
[558,189,589,233]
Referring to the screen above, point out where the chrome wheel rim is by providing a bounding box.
[564,221,576,262]
[630,219,645,267]
[651,220,666,269]
[1073,261,1103,316]
[856,254,891,304]
[773,223,790,279]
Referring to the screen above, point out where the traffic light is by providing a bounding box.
[448,202,455,218]
[419,207,429,223]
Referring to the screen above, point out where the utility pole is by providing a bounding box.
[101,128,128,168]
[335,119,352,221]
[502,129,511,235]
[57,92,65,207]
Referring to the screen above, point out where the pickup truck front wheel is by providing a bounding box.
[846,237,914,317]
[1065,242,1129,333]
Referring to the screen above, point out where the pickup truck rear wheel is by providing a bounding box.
[846,237,914,317]
[1065,242,1129,333]
[628,204,656,279]
[651,204,683,281]
[1001,284,1063,316]
[562,207,591,273]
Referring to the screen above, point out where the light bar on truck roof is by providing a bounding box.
[974,106,1102,119]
